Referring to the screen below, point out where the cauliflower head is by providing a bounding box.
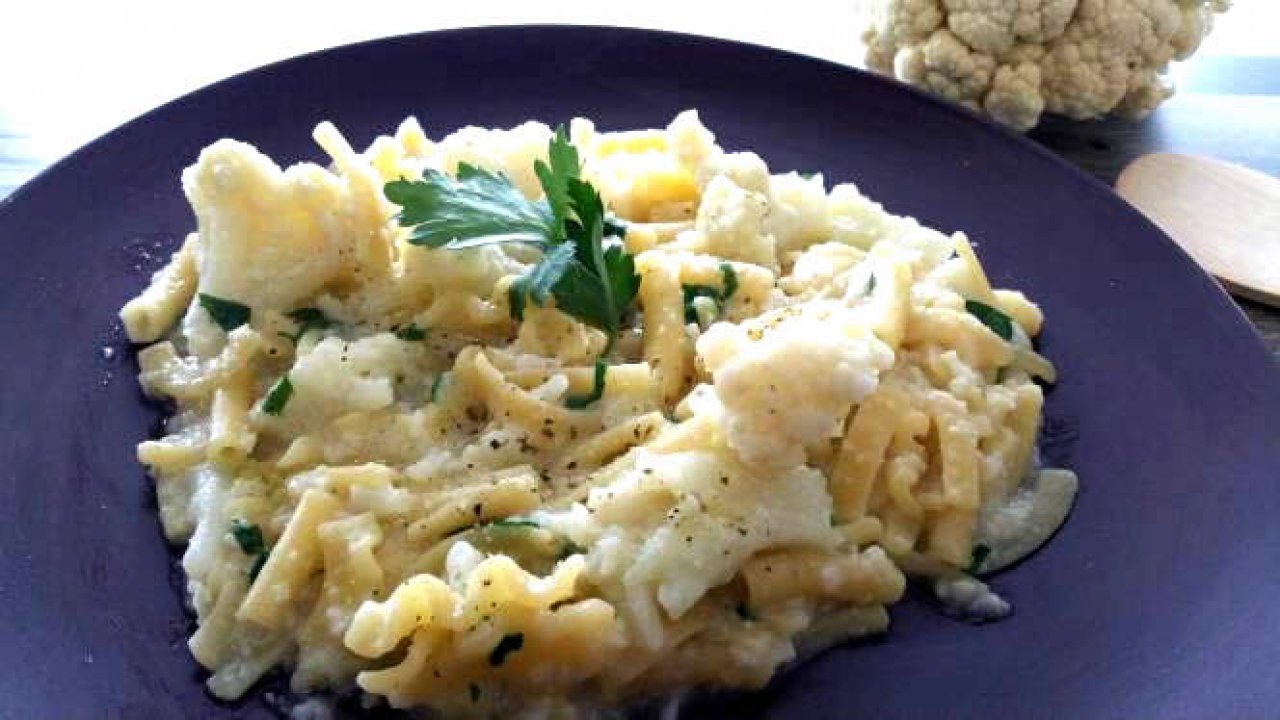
[863,0,1232,130]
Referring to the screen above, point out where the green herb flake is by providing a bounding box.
[565,359,608,409]
[865,272,877,296]
[557,541,586,561]
[682,264,737,325]
[248,551,270,582]
[967,543,992,575]
[394,324,427,341]
[198,293,250,332]
[719,262,739,301]
[284,307,331,342]
[965,300,1014,341]
[230,520,265,556]
[488,632,524,667]
[231,520,270,582]
[262,376,294,416]
[683,284,720,324]
[430,373,447,404]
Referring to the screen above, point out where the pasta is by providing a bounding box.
[122,110,1078,716]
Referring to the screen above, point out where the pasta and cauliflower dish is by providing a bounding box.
[120,111,1077,716]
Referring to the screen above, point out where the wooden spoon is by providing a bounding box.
[1116,153,1280,307]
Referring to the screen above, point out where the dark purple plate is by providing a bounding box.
[0,26,1276,720]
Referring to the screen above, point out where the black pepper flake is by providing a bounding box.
[489,439,503,450]
[469,683,481,702]
[488,633,524,667]
[541,428,555,439]
[566,461,578,470]
[473,503,483,517]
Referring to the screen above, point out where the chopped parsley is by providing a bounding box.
[682,262,739,324]
[965,300,1014,341]
[967,543,992,575]
[557,540,586,561]
[865,272,877,296]
[488,632,524,667]
[248,552,270,582]
[198,293,250,331]
[394,324,427,341]
[262,376,293,416]
[565,359,607,409]
[230,520,265,555]
[230,520,271,582]
[385,127,639,353]
[282,307,331,342]
[430,373,446,404]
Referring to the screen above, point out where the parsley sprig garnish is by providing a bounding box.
[385,126,638,354]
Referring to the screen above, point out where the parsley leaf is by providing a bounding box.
[231,520,271,582]
[386,165,554,249]
[231,520,265,555]
[262,376,293,416]
[533,126,579,239]
[488,632,525,667]
[249,552,270,582]
[386,127,639,353]
[682,262,739,324]
[565,359,608,409]
[965,300,1014,341]
[282,307,331,342]
[394,324,427,341]
[967,543,992,575]
[683,284,722,324]
[199,293,250,332]
[430,373,447,403]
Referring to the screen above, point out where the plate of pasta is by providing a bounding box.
[0,26,1276,720]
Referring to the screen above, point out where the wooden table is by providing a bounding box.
[1,2,1276,359]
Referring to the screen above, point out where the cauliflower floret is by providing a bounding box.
[696,151,770,194]
[766,172,833,257]
[259,335,407,436]
[984,62,1047,131]
[694,175,777,268]
[862,0,1232,129]
[183,139,379,311]
[697,303,895,469]
[946,0,1079,55]
[665,109,719,173]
